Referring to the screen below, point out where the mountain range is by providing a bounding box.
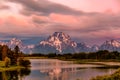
[0,32,120,54]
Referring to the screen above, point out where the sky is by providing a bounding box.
[0,0,120,45]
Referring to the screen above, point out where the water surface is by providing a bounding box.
[0,59,119,80]
[25,59,118,80]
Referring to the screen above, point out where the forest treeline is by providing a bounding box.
[0,45,30,67]
[26,50,120,60]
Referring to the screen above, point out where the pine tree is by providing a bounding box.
[2,45,8,61]
[13,45,20,65]
[0,45,3,60]
[14,45,20,57]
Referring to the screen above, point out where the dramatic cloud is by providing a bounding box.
[0,5,10,10]
[0,0,120,45]
[49,0,120,14]
[32,15,50,24]
[7,0,84,16]
[50,13,79,25]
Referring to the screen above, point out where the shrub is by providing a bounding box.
[91,69,120,80]
[18,58,31,67]
[4,57,11,67]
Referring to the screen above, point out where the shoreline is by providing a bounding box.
[0,66,24,72]
[0,61,30,72]
[25,57,120,67]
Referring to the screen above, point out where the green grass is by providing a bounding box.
[0,61,24,72]
[0,66,24,72]
[91,68,120,80]
[25,56,48,59]
[0,61,5,67]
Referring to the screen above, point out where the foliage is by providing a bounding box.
[91,69,120,80]
[26,50,120,60]
[47,53,57,58]
[0,66,24,72]
[0,61,4,67]
[0,45,30,67]
[18,58,31,67]
[2,45,9,61]
[4,57,11,67]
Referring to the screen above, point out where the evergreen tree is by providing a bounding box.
[2,45,8,61]
[0,45,3,60]
[14,45,20,57]
[13,45,20,65]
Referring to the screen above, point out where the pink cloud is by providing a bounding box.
[31,15,50,24]
[0,18,4,25]
[88,29,120,39]
[49,0,119,14]
[6,15,29,27]
[0,14,38,34]
[50,13,78,24]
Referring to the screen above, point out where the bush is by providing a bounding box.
[4,57,11,67]
[18,58,31,67]
[91,69,120,80]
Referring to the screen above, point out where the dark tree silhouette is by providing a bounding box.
[2,45,9,61]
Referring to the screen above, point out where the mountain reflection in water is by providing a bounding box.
[0,59,119,80]
[38,59,73,80]
[27,59,118,80]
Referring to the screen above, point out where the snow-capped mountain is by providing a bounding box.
[0,38,33,53]
[99,39,120,52]
[91,45,99,52]
[76,43,91,52]
[33,32,77,53]
[1,32,120,54]
[26,38,120,53]
[7,38,24,50]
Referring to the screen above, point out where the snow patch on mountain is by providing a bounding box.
[39,32,77,53]
[100,39,120,51]
[1,33,120,54]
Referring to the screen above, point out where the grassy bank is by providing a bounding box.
[26,56,120,61]
[0,61,5,67]
[25,57,120,67]
[0,61,24,72]
[91,68,120,80]
[0,66,24,72]
[25,56,48,59]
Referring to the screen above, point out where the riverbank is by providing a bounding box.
[91,68,120,80]
[0,66,24,72]
[25,57,120,80]
[72,59,120,67]
[25,57,120,66]
[0,61,24,72]
[25,56,48,59]
[27,58,120,80]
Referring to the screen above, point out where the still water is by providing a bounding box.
[0,59,119,80]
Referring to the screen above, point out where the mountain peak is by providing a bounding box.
[50,32,71,41]
[100,39,120,51]
[10,38,22,45]
[39,32,76,53]
[105,39,120,47]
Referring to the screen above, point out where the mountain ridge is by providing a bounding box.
[0,32,120,54]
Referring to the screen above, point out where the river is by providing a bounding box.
[0,59,119,80]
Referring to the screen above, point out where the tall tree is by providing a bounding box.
[13,45,20,65]
[2,45,8,61]
[0,45,3,60]
[14,45,20,57]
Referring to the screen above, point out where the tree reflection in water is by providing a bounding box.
[0,68,31,80]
